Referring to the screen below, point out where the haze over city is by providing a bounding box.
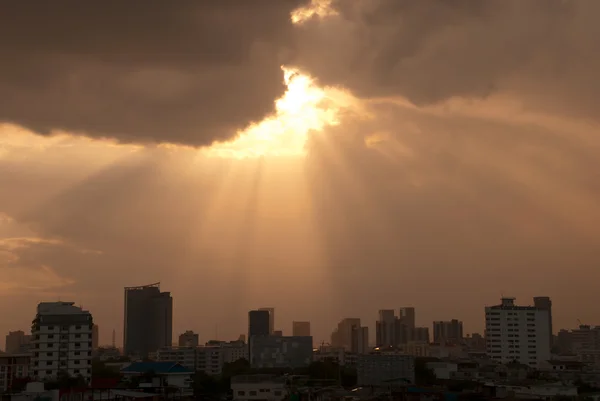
[1,0,600,348]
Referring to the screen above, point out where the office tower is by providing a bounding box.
[258,307,275,334]
[248,310,270,339]
[331,318,361,351]
[5,331,31,354]
[31,302,93,383]
[433,320,464,344]
[413,327,430,343]
[123,282,173,357]
[179,330,199,347]
[376,310,396,347]
[485,297,551,368]
[91,324,99,350]
[351,326,369,354]
[399,307,416,330]
[534,296,553,347]
[292,321,311,337]
[394,319,411,345]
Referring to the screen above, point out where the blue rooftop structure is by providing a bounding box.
[121,361,193,375]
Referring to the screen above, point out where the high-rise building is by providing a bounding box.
[433,320,463,344]
[248,310,270,339]
[31,302,93,383]
[258,307,275,335]
[351,326,369,354]
[91,324,99,350]
[399,307,416,330]
[534,296,553,347]
[123,282,173,357]
[5,331,31,354]
[485,297,551,368]
[179,331,199,347]
[292,321,311,337]
[376,310,396,347]
[331,318,361,351]
[413,327,430,343]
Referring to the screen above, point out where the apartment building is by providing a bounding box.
[485,297,551,368]
[31,302,94,383]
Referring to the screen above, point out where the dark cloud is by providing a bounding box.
[0,0,308,146]
[293,0,600,119]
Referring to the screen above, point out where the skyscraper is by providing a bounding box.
[433,320,463,344]
[248,310,270,339]
[123,282,173,357]
[258,307,275,334]
[399,307,416,330]
[376,310,396,347]
[534,296,553,347]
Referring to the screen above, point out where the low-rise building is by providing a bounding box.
[231,374,287,401]
[155,341,248,375]
[121,361,193,395]
[0,353,30,392]
[250,336,312,369]
[425,361,458,380]
[357,352,415,386]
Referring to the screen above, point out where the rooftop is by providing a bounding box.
[37,302,89,315]
[121,362,193,375]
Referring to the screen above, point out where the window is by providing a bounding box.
[45,370,52,375]
[74,352,80,356]
[46,352,53,357]
[48,334,54,339]
[75,325,81,330]
[237,391,245,396]
[249,391,257,396]
[48,326,54,330]
[74,369,80,374]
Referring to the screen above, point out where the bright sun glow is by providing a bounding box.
[205,67,347,159]
[291,0,337,24]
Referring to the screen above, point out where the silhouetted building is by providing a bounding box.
[331,318,361,351]
[376,310,396,347]
[258,307,275,334]
[413,327,430,343]
[123,282,173,357]
[250,336,313,368]
[292,321,311,337]
[5,331,30,354]
[534,296,553,346]
[351,326,369,354]
[357,352,415,386]
[248,310,270,339]
[399,307,416,330]
[433,320,463,344]
[179,330,199,347]
[91,324,99,350]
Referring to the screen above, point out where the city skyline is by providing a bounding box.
[1,1,600,353]
[0,293,577,352]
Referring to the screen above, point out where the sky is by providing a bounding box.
[1,0,600,347]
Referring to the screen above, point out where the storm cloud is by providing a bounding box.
[0,0,308,146]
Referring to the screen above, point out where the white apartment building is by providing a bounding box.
[155,341,248,375]
[485,297,551,368]
[31,302,94,383]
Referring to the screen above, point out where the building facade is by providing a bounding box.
[357,352,415,386]
[250,336,313,369]
[292,321,310,337]
[376,310,396,347]
[258,308,275,335]
[5,331,31,354]
[351,326,369,354]
[433,320,463,344]
[179,331,199,347]
[31,302,93,383]
[485,297,551,368]
[123,282,173,357]
[331,318,361,351]
[155,341,248,375]
[0,353,30,392]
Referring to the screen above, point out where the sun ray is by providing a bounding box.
[204,66,352,159]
